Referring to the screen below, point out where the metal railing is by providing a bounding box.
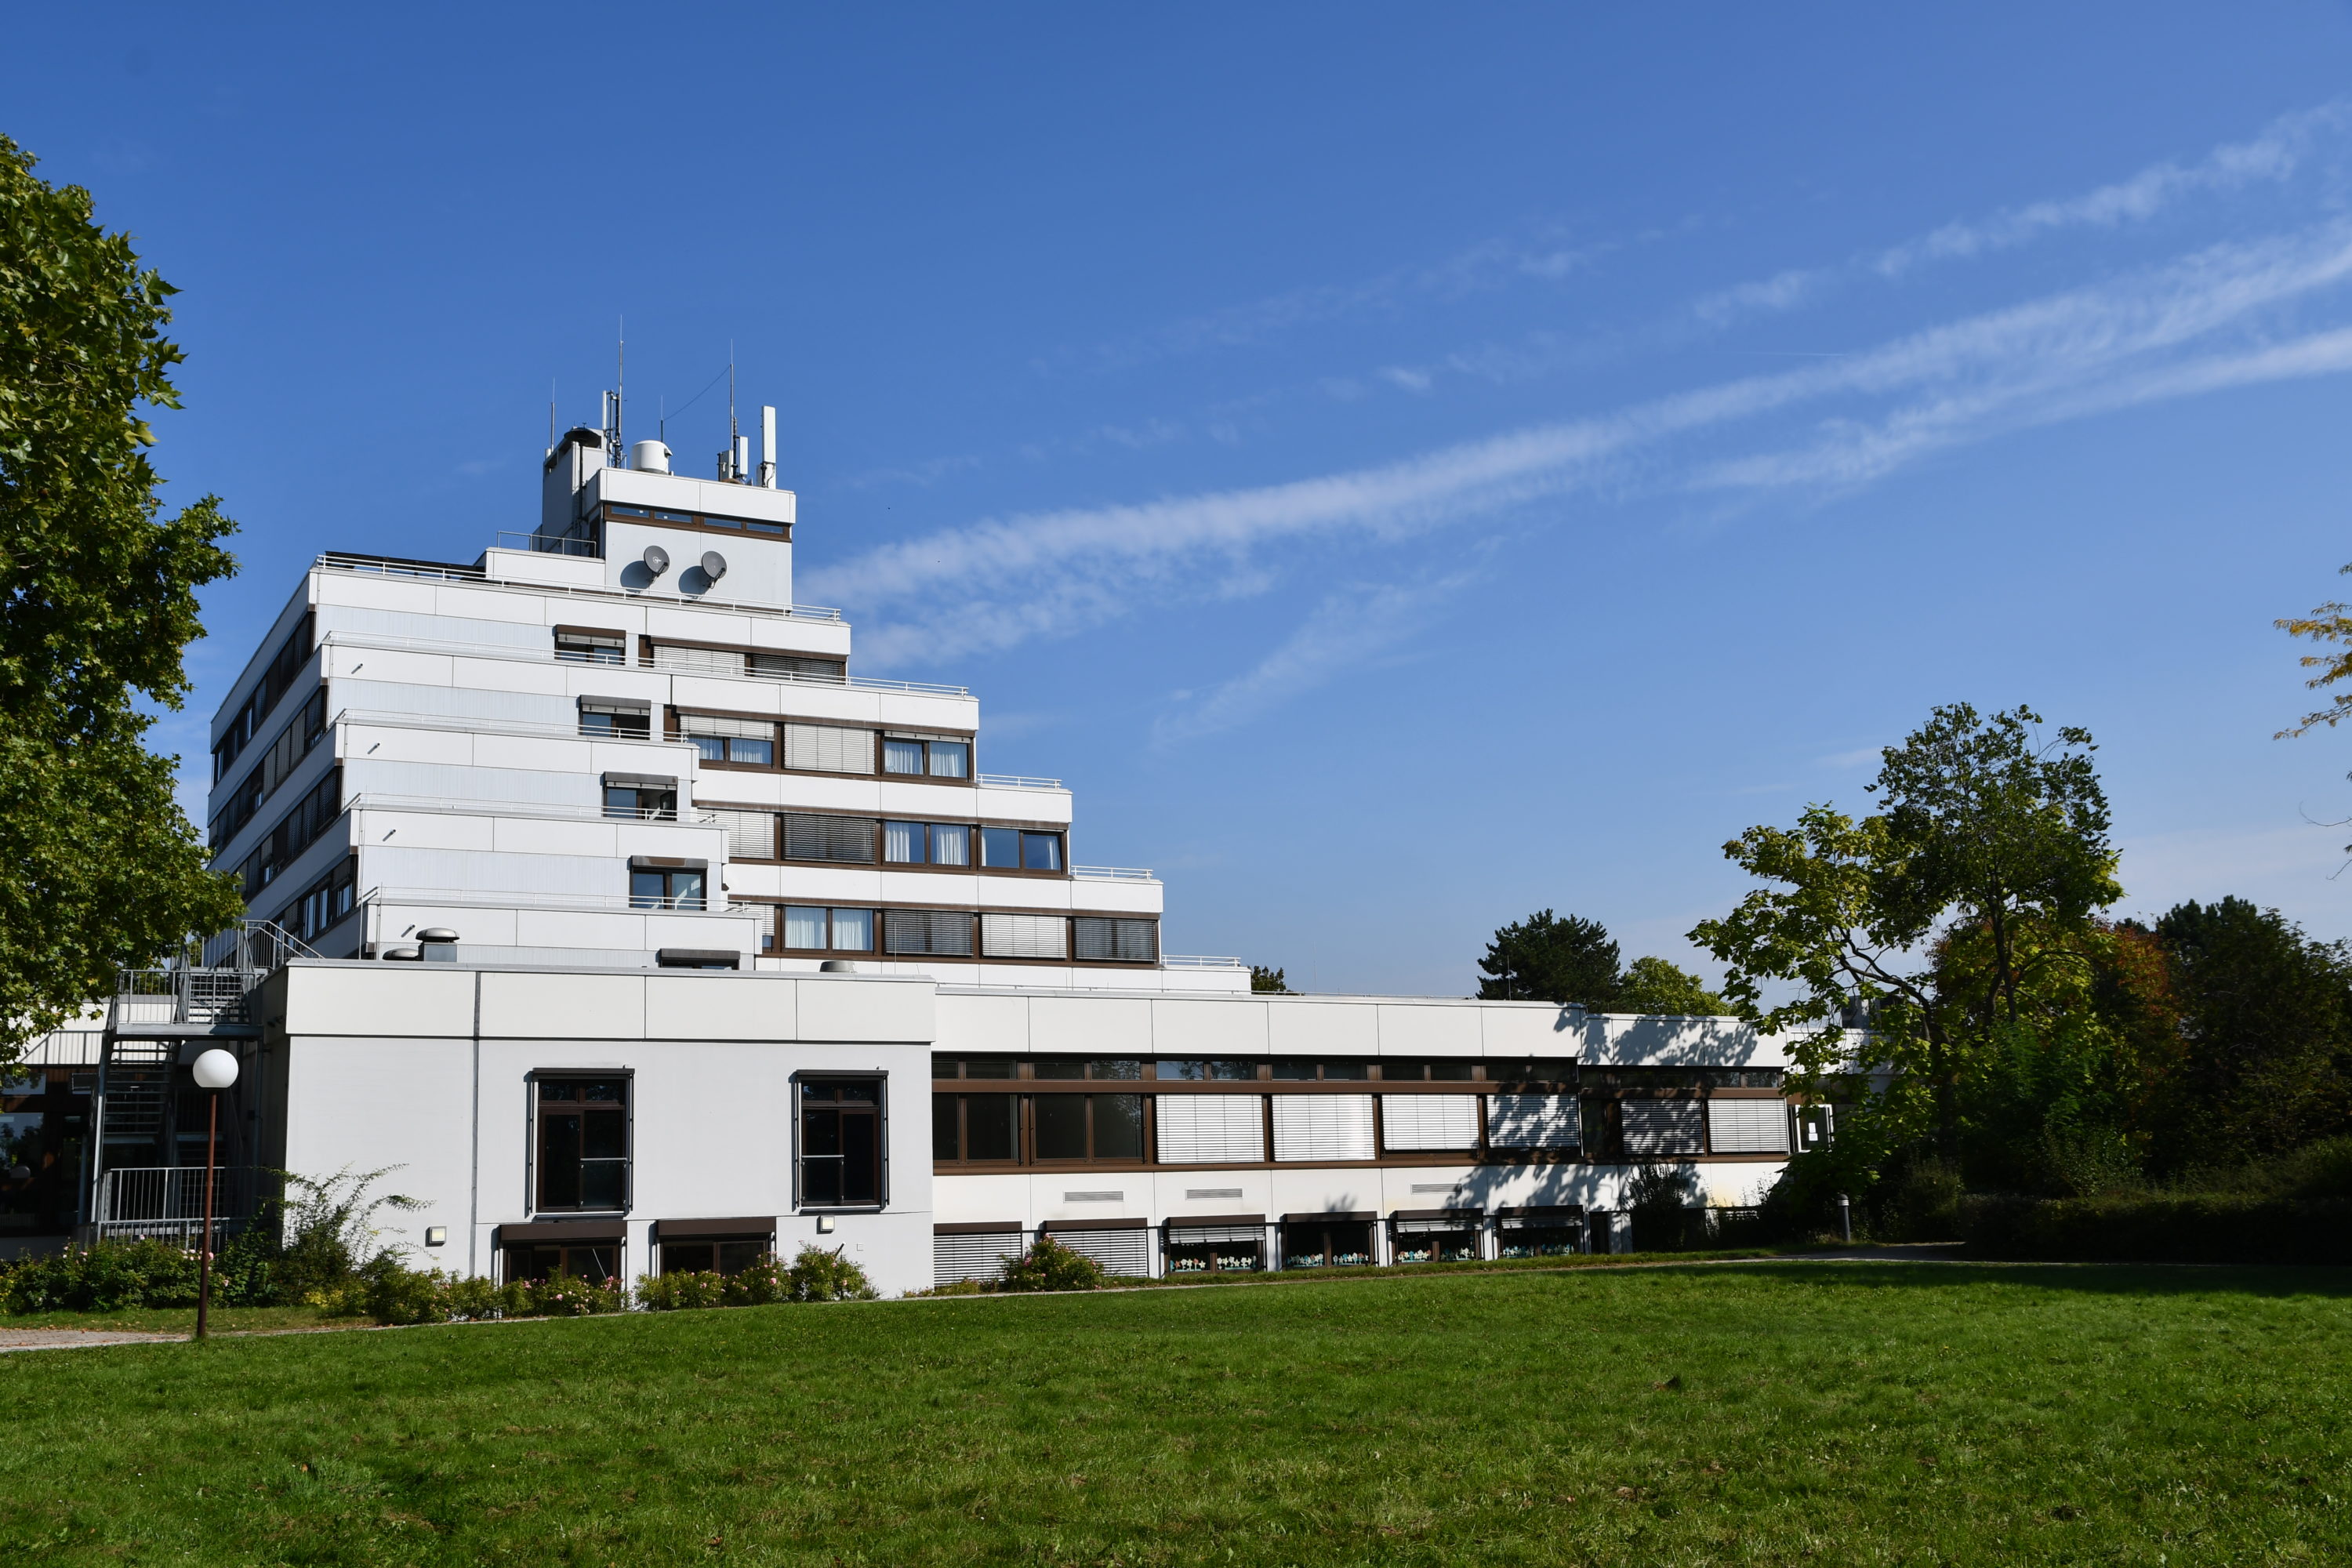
[492,530,598,557]
[1072,865,1156,881]
[1160,955,1250,970]
[314,551,848,623]
[112,970,256,1027]
[978,772,1066,791]
[318,630,968,699]
[361,885,765,917]
[90,1166,256,1247]
[346,792,719,826]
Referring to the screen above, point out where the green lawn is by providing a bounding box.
[2,1262,2347,1565]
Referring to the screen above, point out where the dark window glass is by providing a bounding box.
[728,736,773,766]
[932,1094,959,1161]
[966,1094,1016,1160]
[1157,1059,1258,1081]
[506,1243,619,1284]
[1030,1058,1084,1081]
[1271,1061,1317,1080]
[1086,1059,1142,1080]
[1430,1062,1477,1081]
[581,708,649,739]
[1022,832,1063,871]
[981,826,1022,868]
[1034,1094,1088,1160]
[964,1057,1017,1079]
[535,1076,628,1212]
[800,1079,883,1207]
[1321,1062,1366,1081]
[1093,1095,1144,1160]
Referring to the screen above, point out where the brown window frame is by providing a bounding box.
[602,501,791,541]
[531,1074,632,1214]
[796,1076,886,1210]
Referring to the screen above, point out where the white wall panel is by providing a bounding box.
[1376,1004,1482,1057]
[1266,1001,1377,1058]
[1029,995,1150,1057]
[1152,999,1270,1057]
[1156,1094,1266,1163]
[1272,1095,1375,1162]
[1381,1095,1481,1152]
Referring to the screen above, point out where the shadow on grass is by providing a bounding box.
[1682,1258,2352,1301]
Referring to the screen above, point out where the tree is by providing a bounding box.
[2275,565,2352,858]
[0,136,242,1062]
[1476,910,1619,1007]
[2149,898,2352,1167]
[1690,704,2118,1163]
[1614,956,1728,1017]
[1249,965,1290,994]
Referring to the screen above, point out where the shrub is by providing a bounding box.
[1960,1192,2352,1265]
[518,1272,625,1317]
[786,1244,879,1301]
[997,1236,1104,1292]
[1878,1157,1964,1241]
[1,1238,201,1313]
[637,1269,732,1312]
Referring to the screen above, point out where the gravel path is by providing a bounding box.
[0,1327,184,1353]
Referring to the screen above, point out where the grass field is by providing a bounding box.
[3,1261,2347,1565]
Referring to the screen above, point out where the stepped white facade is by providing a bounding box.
[0,410,1810,1291]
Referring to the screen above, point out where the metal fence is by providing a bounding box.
[111,968,257,1027]
[89,1166,258,1248]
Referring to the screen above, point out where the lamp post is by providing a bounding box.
[191,1048,240,1340]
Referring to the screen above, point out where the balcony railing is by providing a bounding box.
[361,885,763,916]
[347,792,719,826]
[318,630,967,699]
[90,1166,256,1248]
[1160,955,1249,970]
[1072,865,1156,882]
[111,969,256,1027]
[314,552,847,622]
[978,772,1066,791]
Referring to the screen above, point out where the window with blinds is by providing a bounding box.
[784,722,876,774]
[1047,1228,1151,1277]
[1073,916,1157,963]
[1706,1098,1790,1154]
[1380,1095,1481,1152]
[884,908,975,956]
[706,808,776,859]
[653,644,746,676]
[678,713,771,739]
[749,652,846,682]
[784,814,877,862]
[1621,1099,1707,1156]
[933,1229,1022,1287]
[1271,1095,1376,1162]
[981,913,1067,959]
[1485,1094,1581,1149]
[1156,1094,1267,1163]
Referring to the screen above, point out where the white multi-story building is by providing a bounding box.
[0,411,1811,1291]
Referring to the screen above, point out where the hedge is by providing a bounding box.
[1959,1192,2352,1265]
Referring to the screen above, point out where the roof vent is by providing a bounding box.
[629,438,671,474]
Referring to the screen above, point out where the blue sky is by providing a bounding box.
[16,5,2352,993]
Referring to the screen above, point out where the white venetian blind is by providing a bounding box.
[1622,1099,1707,1156]
[1271,1094,1376,1163]
[1706,1098,1789,1154]
[1380,1095,1481,1152]
[981,913,1066,959]
[653,644,747,676]
[932,1230,1022,1287]
[1049,1229,1150,1277]
[1155,1094,1266,1163]
[1485,1093,1581,1149]
[677,713,772,739]
[784,722,876,774]
[706,808,775,859]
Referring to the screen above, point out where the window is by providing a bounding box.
[1706,1098,1789,1154]
[1167,1221,1263,1275]
[980,913,1065,959]
[630,862,706,910]
[707,808,775,858]
[652,644,746,676]
[883,735,970,778]
[784,723,876,774]
[535,1077,629,1211]
[1033,1094,1144,1161]
[678,713,775,765]
[1270,1061,1365,1081]
[1621,1099,1706,1156]
[884,821,971,866]
[782,906,875,951]
[505,1239,621,1284]
[749,652,845,683]
[1032,1059,1142,1080]
[1392,1214,1482,1264]
[579,699,650,739]
[604,779,677,820]
[883,909,975,956]
[933,1092,1018,1162]
[1485,1093,1581,1149]
[212,612,314,780]
[1497,1209,1584,1258]
[935,1057,1018,1079]
[1380,1096,1481,1152]
[1156,1060,1261,1081]
[799,1079,883,1207]
[1385,1061,1479,1081]
[1490,1059,1578,1085]
[209,688,328,848]
[656,1225,774,1276]
[233,767,343,897]
[1073,916,1156,963]
[554,629,626,664]
[1155,1094,1266,1163]
[1281,1218,1374,1269]
[980,827,1064,871]
[281,855,358,945]
[784,814,876,862]
[1271,1096,1376,1162]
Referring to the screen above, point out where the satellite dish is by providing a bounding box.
[642,544,670,575]
[701,550,728,581]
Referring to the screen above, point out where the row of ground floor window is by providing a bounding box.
[932,1210,1599,1287]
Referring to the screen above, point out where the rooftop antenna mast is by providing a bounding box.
[723,343,745,482]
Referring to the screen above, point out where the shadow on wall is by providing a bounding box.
[1591,1015,1770,1068]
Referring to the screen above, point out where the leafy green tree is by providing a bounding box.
[1476,910,1620,1007]
[2149,898,2352,1167]
[0,136,241,1062]
[1250,965,1290,994]
[1614,956,1728,1016]
[1690,704,2118,1163]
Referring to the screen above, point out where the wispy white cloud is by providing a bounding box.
[1151,572,1479,745]
[1692,100,2351,330]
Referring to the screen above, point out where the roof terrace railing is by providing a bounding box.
[347,793,721,826]
[1159,955,1250,970]
[314,551,847,623]
[1071,865,1156,882]
[977,772,1067,792]
[316,630,971,699]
